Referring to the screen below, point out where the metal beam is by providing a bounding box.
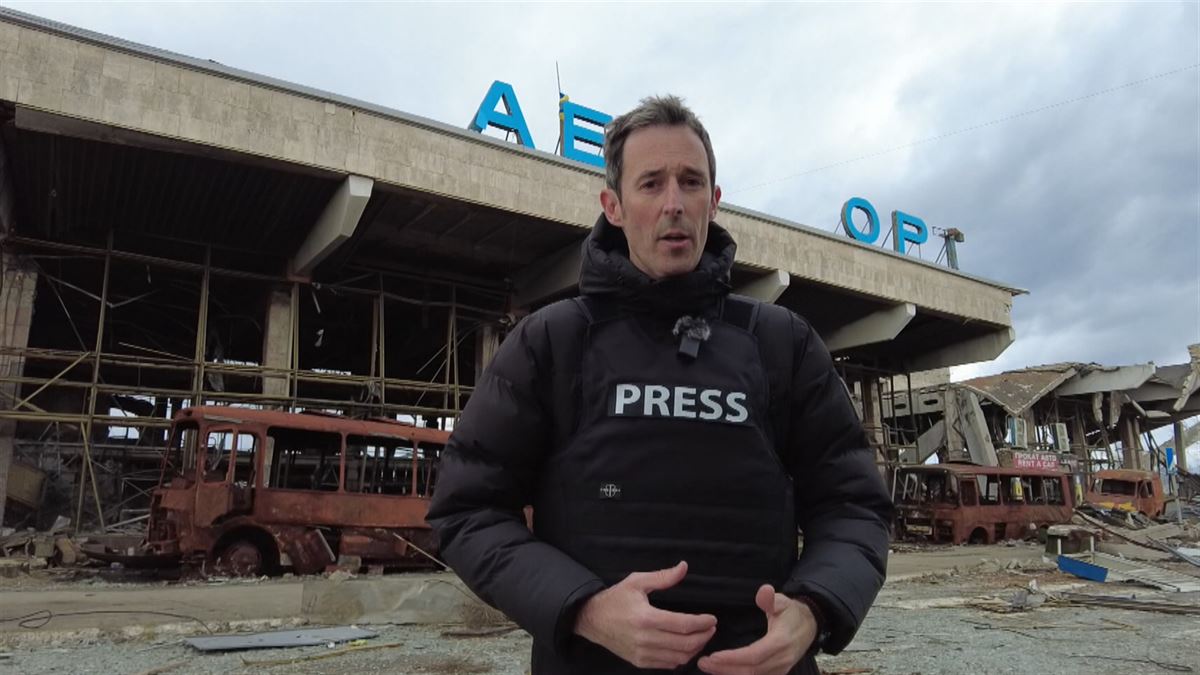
[905,327,1015,372]
[291,175,374,277]
[1056,364,1156,396]
[511,241,582,308]
[824,303,916,352]
[734,270,789,303]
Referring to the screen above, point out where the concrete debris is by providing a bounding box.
[1005,586,1048,611]
[1,529,85,570]
[301,574,501,626]
[1058,552,1200,592]
[1058,592,1200,616]
[326,569,356,583]
[1095,540,1175,562]
[1076,504,1156,530]
[1045,524,1099,555]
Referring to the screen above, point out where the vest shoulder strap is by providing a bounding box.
[572,295,622,326]
[720,294,760,333]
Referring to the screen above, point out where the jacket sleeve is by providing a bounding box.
[775,311,894,654]
[426,310,606,655]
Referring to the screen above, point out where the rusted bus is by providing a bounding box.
[143,406,449,575]
[894,464,1076,545]
[1085,469,1166,518]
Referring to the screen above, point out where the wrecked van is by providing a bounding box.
[127,406,450,576]
[895,464,1075,545]
[1085,469,1166,518]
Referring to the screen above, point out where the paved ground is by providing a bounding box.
[2,542,1197,674]
[0,544,1042,636]
[0,577,303,634]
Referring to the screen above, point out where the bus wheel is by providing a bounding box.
[214,537,275,577]
[968,528,988,545]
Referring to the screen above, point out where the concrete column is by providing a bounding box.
[0,253,38,524]
[261,287,294,406]
[1119,416,1140,470]
[941,387,964,460]
[1174,420,1188,473]
[860,377,885,460]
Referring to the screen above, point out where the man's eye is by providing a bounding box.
[641,180,657,189]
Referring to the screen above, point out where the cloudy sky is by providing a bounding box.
[6,1,1198,381]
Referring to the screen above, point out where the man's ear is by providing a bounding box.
[709,185,722,221]
[600,187,624,227]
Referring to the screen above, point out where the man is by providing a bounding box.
[428,96,893,675]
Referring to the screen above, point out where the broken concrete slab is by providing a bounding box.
[1058,552,1200,592]
[301,572,502,626]
[1095,540,1175,562]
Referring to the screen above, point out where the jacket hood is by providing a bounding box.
[578,213,736,315]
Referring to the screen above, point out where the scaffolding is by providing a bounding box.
[0,232,507,531]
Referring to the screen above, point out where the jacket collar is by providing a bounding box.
[577,213,736,316]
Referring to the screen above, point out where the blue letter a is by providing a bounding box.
[469,81,535,149]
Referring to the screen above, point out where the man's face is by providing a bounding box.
[601,125,721,280]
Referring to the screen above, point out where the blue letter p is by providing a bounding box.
[892,210,929,255]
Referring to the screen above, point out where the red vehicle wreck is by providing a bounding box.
[894,464,1075,545]
[106,406,451,576]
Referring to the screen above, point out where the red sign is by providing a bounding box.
[1012,451,1060,471]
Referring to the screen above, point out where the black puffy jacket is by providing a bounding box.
[428,214,893,674]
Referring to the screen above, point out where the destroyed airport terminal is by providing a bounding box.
[2,9,1200,675]
[0,5,1196,557]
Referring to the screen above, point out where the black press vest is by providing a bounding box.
[535,297,796,610]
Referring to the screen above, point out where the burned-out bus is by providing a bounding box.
[135,406,450,575]
[894,464,1076,545]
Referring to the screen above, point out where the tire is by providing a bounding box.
[968,528,988,545]
[213,533,279,577]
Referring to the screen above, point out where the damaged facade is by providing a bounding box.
[883,350,1200,493]
[0,9,1024,552]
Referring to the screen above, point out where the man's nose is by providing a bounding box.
[662,178,684,217]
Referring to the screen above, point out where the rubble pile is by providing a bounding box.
[0,517,81,577]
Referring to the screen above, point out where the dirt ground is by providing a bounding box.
[2,542,1198,674]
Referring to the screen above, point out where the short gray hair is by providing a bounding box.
[603,95,716,196]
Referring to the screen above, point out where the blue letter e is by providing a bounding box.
[892,210,929,255]
[561,101,611,168]
[469,81,535,149]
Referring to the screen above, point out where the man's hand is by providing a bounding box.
[697,584,815,675]
[574,561,717,669]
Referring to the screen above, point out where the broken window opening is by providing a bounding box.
[265,427,342,492]
[345,435,417,495]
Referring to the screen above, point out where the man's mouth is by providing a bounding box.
[660,231,691,243]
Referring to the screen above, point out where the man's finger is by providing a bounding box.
[697,653,761,675]
[627,560,688,592]
[755,583,779,616]
[698,635,775,668]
